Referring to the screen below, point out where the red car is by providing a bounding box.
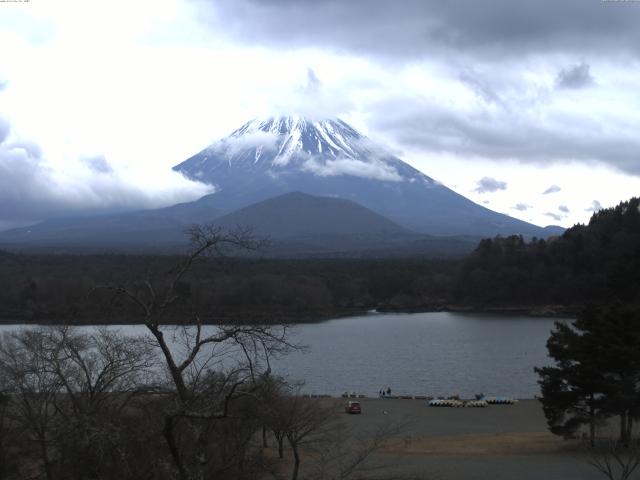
[345,401,362,414]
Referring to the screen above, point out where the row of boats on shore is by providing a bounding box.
[338,392,519,407]
[428,396,518,407]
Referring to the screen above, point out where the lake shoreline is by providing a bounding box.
[1,312,555,398]
[0,303,575,326]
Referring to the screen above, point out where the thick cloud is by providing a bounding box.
[556,63,595,89]
[543,185,562,194]
[544,212,563,222]
[474,176,507,194]
[198,0,640,59]
[585,200,603,212]
[270,67,354,119]
[193,1,640,178]
[82,155,114,174]
[370,93,640,177]
[0,117,9,144]
[458,70,501,105]
[305,68,321,93]
[559,205,570,213]
[0,117,213,228]
[302,157,403,182]
[513,203,531,211]
[218,130,280,157]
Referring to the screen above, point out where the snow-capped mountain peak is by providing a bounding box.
[175,115,430,185]
[228,116,372,166]
[168,115,560,238]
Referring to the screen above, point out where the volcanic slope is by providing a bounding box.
[212,192,478,257]
[174,116,562,238]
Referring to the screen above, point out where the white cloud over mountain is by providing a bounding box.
[0,0,638,228]
[0,113,212,226]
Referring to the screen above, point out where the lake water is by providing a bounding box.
[0,312,565,399]
[273,312,562,398]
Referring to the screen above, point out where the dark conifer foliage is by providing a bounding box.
[0,197,639,323]
[0,255,457,324]
[536,304,640,445]
[456,197,640,310]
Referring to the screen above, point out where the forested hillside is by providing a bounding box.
[0,254,457,324]
[455,197,640,309]
[1,198,638,324]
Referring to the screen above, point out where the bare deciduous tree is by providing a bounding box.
[0,225,422,480]
[101,225,294,479]
[310,422,404,480]
[35,326,156,415]
[585,438,640,480]
[261,385,403,480]
[0,330,63,480]
[0,389,10,478]
[279,393,337,480]
[0,327,158,480]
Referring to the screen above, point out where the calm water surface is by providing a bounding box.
[0,312,564,398]
[274,312,562,398]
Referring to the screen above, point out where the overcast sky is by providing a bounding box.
[0,0,639,230]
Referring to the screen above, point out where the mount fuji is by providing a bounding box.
[0,116,562,254]
[174,116,560,238]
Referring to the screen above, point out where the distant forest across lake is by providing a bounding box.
[0,197,638,325]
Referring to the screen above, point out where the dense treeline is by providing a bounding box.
[1,197,639,324]
[455,197,640,311]
[0,254,458,324]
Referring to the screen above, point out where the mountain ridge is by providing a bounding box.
[0,115,564,255]
[174,115,563,238]
[0,192,479,257]
[213,191,409,238]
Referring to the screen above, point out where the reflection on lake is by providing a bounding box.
[0,312,566,398]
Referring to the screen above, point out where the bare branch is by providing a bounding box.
[584,438,640,480]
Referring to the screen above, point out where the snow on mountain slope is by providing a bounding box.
[0,116,563,253]
[176,116,429,185]
[173,116,559,238]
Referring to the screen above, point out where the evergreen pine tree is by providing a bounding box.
[536,304,640,445]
